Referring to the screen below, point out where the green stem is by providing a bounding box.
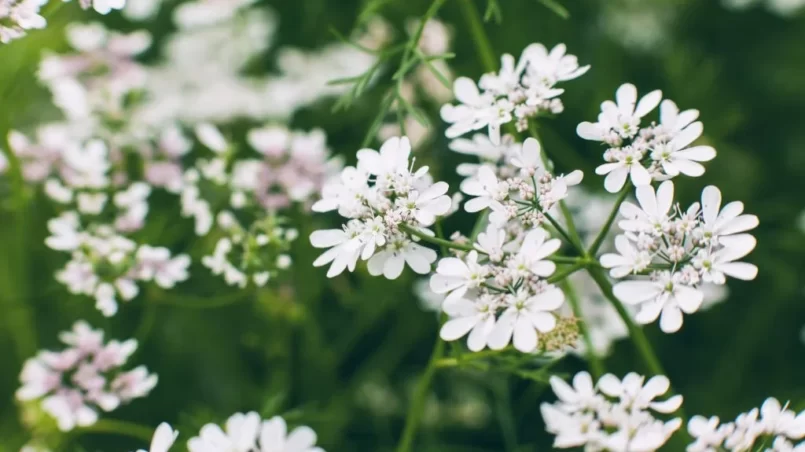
[396,322,445,452]
[458,0,497,72]
[587,185,630,256]
[547,263,585,284]
[400,224,475,253]
[562,280,605,379]
[586,267,664,376]
[528,124,586,254]
[76,419,154,443]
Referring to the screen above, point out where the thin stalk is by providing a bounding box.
[528,124,586,254]
[76,419,154,443]
[547,263,585,284]
[588,186,630,256]
[458,0,497,72]
[400,224,475,252]
[562,280,605,379]
[396,322,446,452]
[586,267,664,376]
[542,209,581,253]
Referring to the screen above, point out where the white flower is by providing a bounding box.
[188,411,261,452]
[461,165,508,213]
[474,224,506,262]
[577,83,662,141]
[356,136,412,187]
[693,235,758,284]
[687,415,730,452]
[613,271,704,333]
[429,251,488,304]
[698,185,759,244]
[522,43,590,84]
[310,226,363,278]
[510,137,544,174]
[547,371,600,412]
[409,182,452,226]
[440,77,507,144]
[137,423,178,452]
[658,99,700,137]
[507,228,561,278]
[487,287,564,352]
[596,373,683,413]
[542,371,682,452]
[618,181,675,236]
[600,235,652,278]
[367,238,437,279]
[439,296,497,352]
[258,416,323,452]
[595,146,652,193]
[650,121,716,178]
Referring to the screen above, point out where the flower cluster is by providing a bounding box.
[47,212,189,316]
[454,136,583,226]
[310,136,451,279]
[0,0,46,44]
[578,83,717,193]
[602,181,759,332]
[184,123,338,286]
[16,322,156,432]
[688,398,805,451]
[187,411,324,452]
[441,43,589,144]
[433,227,571,353]
[541,371,683,451]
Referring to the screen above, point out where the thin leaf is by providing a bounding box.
[484,0,503,23]
[536,0,570,19]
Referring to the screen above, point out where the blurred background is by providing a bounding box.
[1,0,805,450]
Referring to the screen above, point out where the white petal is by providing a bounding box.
[675,145,716,162]
[650,395,683,413]
[675,285,703,314]
[670,121,703,150]
[309,230,347,248]
[635,89,662,118]
[604,167,629,193]
[383,254,405,279]
[513,316,538,352]
[701,186,722,225]
[613,281,659,304]
[629,163,652,187]
[487,309,516,350]
[659,304,683,333]
[718,263,758,281]
[616,83,638,116]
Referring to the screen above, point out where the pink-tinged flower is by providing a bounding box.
[16,322,156,431]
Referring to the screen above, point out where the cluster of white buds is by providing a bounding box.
[16,321,156,432]
[455,136,583,227]
[688,398,805,451]
[310,136,452,279]
[46,212,189,316]
[601,181,758,332]
[541,371,683,451]
[202,212,297,288]
[0,0,46,44]
[578,83,717,193]
[441,42,589,144]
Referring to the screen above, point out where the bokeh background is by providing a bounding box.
[1,0,805,450]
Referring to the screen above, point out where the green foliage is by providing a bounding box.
[2,0,805,450]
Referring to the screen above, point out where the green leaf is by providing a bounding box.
[484,0,503,23]
[536,0,570,19]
